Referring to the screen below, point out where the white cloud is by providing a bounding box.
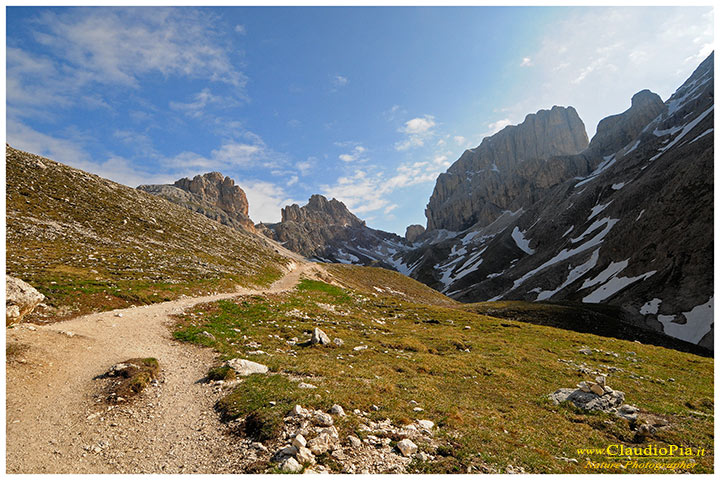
[338,145,367,163]
[286,175,299,187]
[169,88,234,117]
[402,115,436,135]
[243,180,297,224]
[395,114,437,151]
[520,57,533,67]
[488,119,512,134]
[453,135,467,146]
[234,24,246,34]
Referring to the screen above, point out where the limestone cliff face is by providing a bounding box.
[138,172,255,232]
[587,89,666,155]
[426,106,590,232]
[405,225,426,243]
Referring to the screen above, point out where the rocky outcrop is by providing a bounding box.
[586,89,666,155]
[6,276,44,325]
[138,172,255,232]
[405,225,425,243]
[261,195,408,265]
[425,106,590,232]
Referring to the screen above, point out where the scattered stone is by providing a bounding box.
[577,381,592,393]
[417,452,432,462]
[224,358,268,376]
[292,434,307,449]
[329,404,346,416]
[313,412,334,427]
[61,331,75,337]
[298,382,317,389]
[590,384,605,396]
[417,419,434,430]
[595,375,606,386]
[279,457,303,473]
[413,407,423,412]
[296,446,315,464]
[333,338,344,347]
[307,433,332,455]
[114,313,123,318]
[396,439,418,457]
[353,345,368,351]
[616,404,640,421]
[371,404,379,411]
[311,328,331,345]
[578,347,592,355]
[291,405,307,416]
[347,436,362,449]
[200,331,216,340]
[555,456,579,464]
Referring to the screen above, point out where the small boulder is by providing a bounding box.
[291,404,307,416]
[329,404,346,416]
[6,276,45,325]
[347,435,362,448]
[396,439,418,457]
[298,382,317,389]
[224,358,269,376]
[307,433,331,455]
[549,388,625,412]
[333,338,344,347]
[279,457,303,473]
[417,419,434,430]
[313,412,334,427]
[295,446,315,464]
[590,384,605,396]
[311,328,331,345]
[292,434,307,449]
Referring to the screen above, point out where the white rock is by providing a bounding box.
[590,383,605,396]
[307,433,331,455]
[295,446,315,464]
[413,407,424,412]
[311,328,331,345]
[329,404,346,416]
[224,358,269,376]
[280,457,302,473]
[595,375,606,386]
[417,419,434,430]
[333,338,344,347]
[292,434,307,449]
[347,435,362,448]
[298,382,317,389]
[6,276,44,325]
[291,405,307,416]
[397,439,418,457]
[353,345,368,351]
[313,412,334,427]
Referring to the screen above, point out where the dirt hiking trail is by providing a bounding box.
[6,261,328,473]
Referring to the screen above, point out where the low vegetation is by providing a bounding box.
[173,274,714,473]
[6,146,289,323]
[107,357,160,401]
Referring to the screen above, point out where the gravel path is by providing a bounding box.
[6,262,325,473]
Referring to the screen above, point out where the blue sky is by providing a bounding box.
[6,6,713,234]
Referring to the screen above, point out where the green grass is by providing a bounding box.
[173,277,714,474]
[6,146,288,322]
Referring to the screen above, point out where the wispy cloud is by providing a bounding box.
[169,88,238,118]
[487,118,512,134]
[520,57,533,67]
[8,7,246,119]
[338,145,367,163]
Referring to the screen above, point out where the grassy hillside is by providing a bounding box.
[173,271,713,474]
[6,146,290,322]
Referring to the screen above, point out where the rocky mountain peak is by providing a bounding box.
[138,172,255,232]
[281,195,365,228]
[425,105,590,232]
[173,172,250,218]
[587,89,666,155]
